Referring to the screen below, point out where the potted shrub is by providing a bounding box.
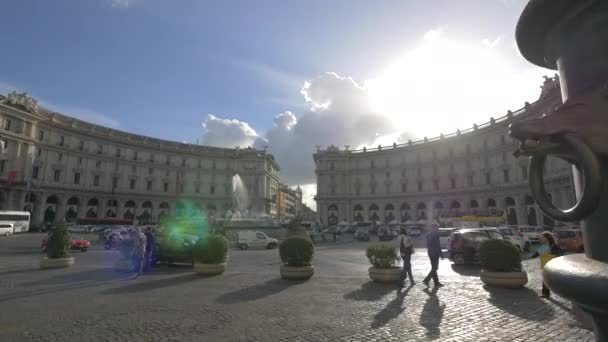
[193,234,229,276]
[279,237,314,280]
[40,224,74,269]
[479,239,528,288]
[366,244,401,283]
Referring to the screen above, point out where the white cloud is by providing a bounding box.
[482,36,503,49]
[200,28,551,213]
[201,114,260,148]
[110,0,137,8]
[298,184,317,210]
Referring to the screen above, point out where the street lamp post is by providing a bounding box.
[512,1,608,340]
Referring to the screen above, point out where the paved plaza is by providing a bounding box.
[0,233,593,342]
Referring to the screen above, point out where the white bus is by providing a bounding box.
[0,211,31,233]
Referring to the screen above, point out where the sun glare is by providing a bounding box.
[367,32,545,140]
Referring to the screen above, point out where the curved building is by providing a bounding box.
[0,92,280,226]
[313,76,575,228]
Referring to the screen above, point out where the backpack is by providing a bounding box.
[400,236,413,255]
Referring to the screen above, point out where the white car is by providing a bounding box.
[498,227,531,252]
[0,223,14,236]
[439,228,455,250]
[236,231,279,250]
[517,226,542,243]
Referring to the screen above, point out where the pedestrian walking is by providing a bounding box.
[398,228,415,288]
[423,222,444,287]
[143,227,155,272]
[131,226,147,277]
[531,231,563,298]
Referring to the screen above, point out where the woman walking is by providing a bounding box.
[399,228,415,288]
[531,231,563,298]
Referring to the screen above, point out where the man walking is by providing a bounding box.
[398,228,415,288]
[423,222,444,287]
[131,226,147,277]
[143,227,155,272]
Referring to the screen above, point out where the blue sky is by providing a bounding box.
[0,0,550,206]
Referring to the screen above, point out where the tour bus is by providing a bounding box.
[0,211,31,233]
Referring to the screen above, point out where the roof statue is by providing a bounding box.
[3,91,39,113]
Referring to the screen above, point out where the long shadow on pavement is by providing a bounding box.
[216,278,303,304]
[484,285,555,321]
[21,268,127,287]
[343,281,394,302]
[450,264,481,277]
[371,284,414,329]
[102,273,202,295]
[420,286,445,340]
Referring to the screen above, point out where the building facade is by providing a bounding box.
[314,76,575,228]
[277,184,303,222]
[0,92,280,226]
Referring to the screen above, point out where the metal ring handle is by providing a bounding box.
[529,133,603,222]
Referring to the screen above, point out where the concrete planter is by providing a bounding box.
[480,270,528,288]
[369,267,401,283]
[194,262,227,276]
[40,256,74,269]
[280,265,314,280]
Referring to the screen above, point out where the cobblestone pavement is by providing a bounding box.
[0,233,594,342]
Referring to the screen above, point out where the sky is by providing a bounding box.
[0,0,555,210]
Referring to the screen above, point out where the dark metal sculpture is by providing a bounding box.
[510,0,608,340]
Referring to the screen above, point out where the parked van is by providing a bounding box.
[236,231,279,250]
[0,223,14,236]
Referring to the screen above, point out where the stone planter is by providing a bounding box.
[369,267,401,283]
[280,264,314,280]
[40,256,74,269]
[480,270,528,288]
[194,262,227,276]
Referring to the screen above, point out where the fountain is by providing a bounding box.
[231,173,249,219]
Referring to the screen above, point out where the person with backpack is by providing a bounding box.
[531,231,563,298]
[398,227,415,288]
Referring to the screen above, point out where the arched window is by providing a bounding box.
[487,198,497,207]
[67,197,79,205]
[416,202,427,220]
[469,200,479,208]
[87,198,99,206]
[369,204,379,222]
[434,201,443,209]
[450,200,461,209]
[124,200,136,208]
[505,197,515,207]
[400,203,411,222]
[46,195,59,204]
[353,204,364,222]
[384,204,395,222]
[525,195,535,205]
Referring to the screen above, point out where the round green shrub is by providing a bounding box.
[47,224,71,259]
[193,235,229,264]
[479,239,522,272]
[279,238,314,267]
[366,244,399,268]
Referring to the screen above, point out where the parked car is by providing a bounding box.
[377,226,394,241]
[0,223,14,236]
[41,234,91,252]
[354,229,370,241]
[517,225,542,243]
[236,231,278,250]
[439,228,456,250]
[449,228,504,265]
[555,229,584,253]
[498,227,531,252]
[405,225,422,237]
